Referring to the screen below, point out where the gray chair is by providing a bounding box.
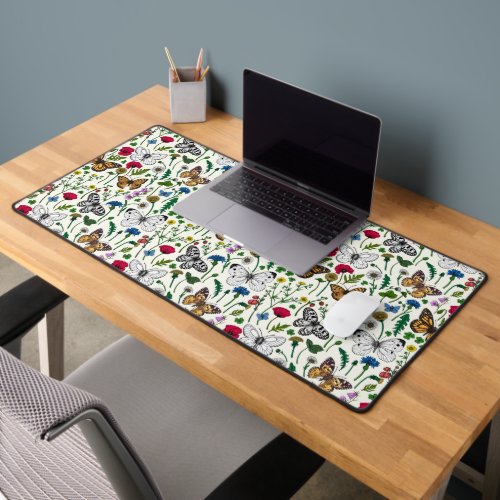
[0,287,324,499]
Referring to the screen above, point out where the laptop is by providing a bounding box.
[174,69,382,276]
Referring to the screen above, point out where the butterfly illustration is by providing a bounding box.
[300,265,330,279]
[31,205,67,227]
[129,146,166,165]
[410,308,437,339]
[307,358,352,392]
[127,259,167,286]
[330,284,367,301]
[117,176,147,190]
[90,155,120,172]
[383,232,417,256]
[438,256,478,275]
[336,244,379,269]
[180,166,209,187]
[352,330,406,362]
[120,209,166,232]
[77,228,111,253]
[175,138,202,155]
[240,324,286,356]
[176,245,208,273]
[77,193,106,216]
[226,264,276,292]
[293,307,329,340]
[402,270,442,298]
[182,287,221,316]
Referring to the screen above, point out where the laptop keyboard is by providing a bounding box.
[210,169,355,244]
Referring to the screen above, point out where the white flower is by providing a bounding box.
[438,256,477,274]
[366,270,382,280]
[337,244,379,269]
[130,146,166,165]
[241,324,285,356]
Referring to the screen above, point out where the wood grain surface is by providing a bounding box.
[1,85,499,499]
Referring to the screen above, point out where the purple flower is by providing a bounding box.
[105,252,115,259]
[430,300,439,307]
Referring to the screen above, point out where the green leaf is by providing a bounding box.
[83,215,97,226]
[166,291,172,300]
[394,313,410,335]
[161,197,179,211]
[426,262,437,280]
[415,337,425,344]
[123,254,131,259]
[288,363,296,373]
[158,180,174,187]
[160,168,172,179]
[230,309,244,316]
[452,291,464,297]
[397,255,412,268]
[362,384,378,392]
[154,259,173,267]
[379,290,397,299]
[183,155,195,164]
[234,317,244,324]
[339,347,349,370]
[62,232,69,239]
[130,168,149,176]
[380,274,390,290]
[343,274,364,284]
[403,332,415,339]
[106,221,116,237]
[270,323,288,332]
[55,204,73,211]
[368,394,377,400]
[213,279,222,298]
[185,272,201,284]
[364,243,379,250]
[306,339,324,354]
[120,247,132,253]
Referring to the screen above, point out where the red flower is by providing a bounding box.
[465,282,475,287]
[112,260,128,271]
[63,192,77,200]
[126,161,142,169]
[138,237,148,244]
[363,230,380,239]
[448,305,459,315]
[16,204,32,214]
[379,371,391,379]
[359,402,370,410]
[43,184,54,191]
[142,130,151,135]
[248,299,259,305]
[160,136,174,143]
[159,245,175,254]
[118,146,134,156]
[224,325,242,338]
[335,264,354,274]
[328,247,338,257]
[272,307,291,318]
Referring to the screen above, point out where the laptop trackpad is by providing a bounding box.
[209,205,289,252]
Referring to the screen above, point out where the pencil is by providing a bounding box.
[194,48,204,81]
[200,65,210,81]
[164,47,181,82]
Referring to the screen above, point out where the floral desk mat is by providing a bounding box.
[13,125,487,412]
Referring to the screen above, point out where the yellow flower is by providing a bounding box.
[167,219,176,225]
[147,195,160,203]
[276,276,286,283]
[300,296,308,303]
[372,311,388,321]
[298,281,306,286]
[185,236,194,242]
[117,167,127,174]
[325,273,338,282]
[406,345,417,352]
[187,223,194,227]
[88,184,96,190]
[74,170,82,175]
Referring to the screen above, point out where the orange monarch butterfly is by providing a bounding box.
[90,154,120,172]
[402,270,442,298]
[180,166,210,186]
[117,176,147,190]
[300,265,330,279]
[308,358,352,392]
[410,308,437,339]
[182,287,221,316]
[77,228,111,254]
[330,284,367,301]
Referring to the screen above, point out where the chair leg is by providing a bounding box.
[483,411,500,500]
[37,302,64,380]
[430,474,451,500]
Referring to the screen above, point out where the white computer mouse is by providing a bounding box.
[322,291,380,338]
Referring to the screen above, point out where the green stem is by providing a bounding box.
[353,365,369,381]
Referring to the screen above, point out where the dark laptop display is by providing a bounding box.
[243,70,381,213]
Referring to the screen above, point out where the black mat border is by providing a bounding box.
[12,124,488,414]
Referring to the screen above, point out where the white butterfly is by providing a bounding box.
[383,232,417,256]
[337,244,379,269]
[216,154,237,166]
[174,138,202,156]
[351,330,406,363]
[31,205,67,227]
[293,307,329,340]
[130,146,166,165]
[176,245,208,273]
[240,324,286,356]
[77,193,106,216]
[127,259,167,286]
[120,209,166,232]
[226,264,276,292]
[438,256,477,274]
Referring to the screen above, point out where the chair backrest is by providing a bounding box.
[0,347,161,500]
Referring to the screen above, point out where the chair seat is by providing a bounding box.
[65,335,280,500]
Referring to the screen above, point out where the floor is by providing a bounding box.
[0,253,477,499]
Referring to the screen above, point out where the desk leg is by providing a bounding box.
[484,411,500,500]
[37,302,64,380]
[430,474,451,500]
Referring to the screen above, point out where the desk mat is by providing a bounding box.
[13,125,487,412]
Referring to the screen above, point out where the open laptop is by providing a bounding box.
[174,69,382,276]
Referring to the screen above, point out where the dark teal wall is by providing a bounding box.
[1,1,498,225]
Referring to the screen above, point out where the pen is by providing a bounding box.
[200,65,210,81]
[194,48,203,81]
[164,47,181,83]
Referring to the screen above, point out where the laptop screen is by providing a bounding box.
[243,70,381,213]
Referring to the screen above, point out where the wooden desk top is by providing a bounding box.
[1,85,499,499]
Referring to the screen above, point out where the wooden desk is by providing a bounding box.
[1,85,499,499]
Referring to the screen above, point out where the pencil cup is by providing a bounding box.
[169,67,207,123]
